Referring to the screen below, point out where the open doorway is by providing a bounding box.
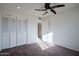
[37,22,54,50]
[38,23,42,40]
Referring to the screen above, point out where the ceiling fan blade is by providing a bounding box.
[51,4,65,9]
[45,3,50,6]
[34,9,46,11]
[43,11,48,15]
[50,9,56,14]
[45,3,50,9]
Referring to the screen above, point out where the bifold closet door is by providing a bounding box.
[22,20,28,44]
[1,17,9,49]
[9,17,16,48]
[17,20,23,46]
[17,20,28,46]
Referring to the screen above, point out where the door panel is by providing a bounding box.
[22,20,28,44]
[1,17,9,49]
[2,32,9,49]
[9,17,16,47]
[10,32,16,47]
[17,20,23,46]
[1,16,28,49]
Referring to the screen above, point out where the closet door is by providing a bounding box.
[1,16,9,49]
[22,20,28,44]
[9,16,16,48]
[17,20,23,46]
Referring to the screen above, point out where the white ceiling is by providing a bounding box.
[0,3,79,18]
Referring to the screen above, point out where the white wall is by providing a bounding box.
[45,7,79,52]
[42,20,49,42]
[27,16,38,44]
[42,17,54,43]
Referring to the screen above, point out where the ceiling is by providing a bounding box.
[0,3,79,18]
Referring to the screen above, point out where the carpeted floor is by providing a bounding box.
[0,43,79,56]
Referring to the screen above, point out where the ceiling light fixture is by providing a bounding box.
[17,6,21,9]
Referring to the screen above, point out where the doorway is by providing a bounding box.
[37,21,54,50]
[38,23,42,40]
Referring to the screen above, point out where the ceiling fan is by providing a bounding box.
[35,3,65,15]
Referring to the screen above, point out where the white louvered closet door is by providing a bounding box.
[1,15,28,49]
[22,20,28,44]
[1,16,9,49]
[17,20,23,46]
[9,16,17,48]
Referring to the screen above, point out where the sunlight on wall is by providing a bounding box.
[37,32,54,50]
[42,32,54,43]
[37,39,49,50]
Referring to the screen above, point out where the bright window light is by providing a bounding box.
[37,32,54,50]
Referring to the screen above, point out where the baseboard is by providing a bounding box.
[27,41,37,44]
[55,43,79,52]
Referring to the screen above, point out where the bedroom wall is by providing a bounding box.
[44,7,79,52]
[27,16,38,44]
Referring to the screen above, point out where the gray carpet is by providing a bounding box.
[0,43,79,56]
